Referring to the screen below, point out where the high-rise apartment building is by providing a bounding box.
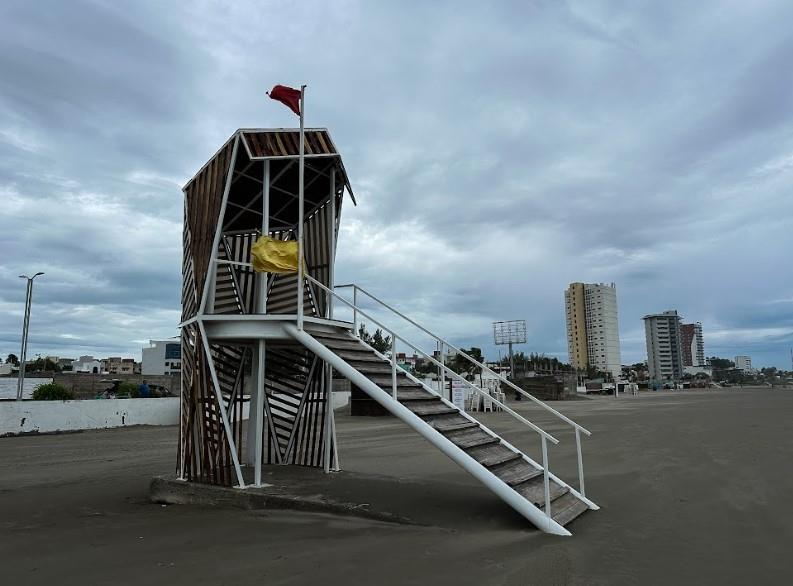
[680,322,705,367]
[142,340,182,375]
[734,355,752,372]
[643,310,684,381]
[564,282,621,380]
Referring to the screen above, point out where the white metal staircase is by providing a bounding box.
[282,277,599,536]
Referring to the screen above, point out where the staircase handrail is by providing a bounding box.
[305,275,559,444]
[335,283,591,437]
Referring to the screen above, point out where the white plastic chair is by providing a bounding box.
[482,390,493,413]
[468,390,480,411]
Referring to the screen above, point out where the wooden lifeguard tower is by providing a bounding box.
[179,127,598,535]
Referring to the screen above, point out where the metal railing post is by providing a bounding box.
[305,275,602,516]
[341,283,591,437]
[353,286,358,337]
[542,435,551,527]
[439,341,445,399]
[576,426,585,497]
[391,330,397,400]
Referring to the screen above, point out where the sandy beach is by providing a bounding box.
[1,387,791,585]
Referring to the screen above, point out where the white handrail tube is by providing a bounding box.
[307,275,559,444]
[335,283,590,436]
[285,323,571,536]
[391,329,397,400]
[357,332,598,512]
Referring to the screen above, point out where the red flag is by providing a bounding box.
[268,84,302,116]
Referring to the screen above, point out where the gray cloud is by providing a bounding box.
[1,0,792,367]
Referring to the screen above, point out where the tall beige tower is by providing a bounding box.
[564,283,589,370]
[565,282,622,380]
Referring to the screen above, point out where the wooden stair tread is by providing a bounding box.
[432,420,479,433]
[512,476,568,507]
[490,459,543,486]
[367,375,421,388]
[394,388,438,401]
[420,413,474,431]
[406,401,458,416]
[334,352,384,363]
[350,362,397,374]
[308,331,358,343]
[444,428,500,449]
[320,339,373,351]
[466,444,522,467]
[550,493,589,527]
[304,326,594,532]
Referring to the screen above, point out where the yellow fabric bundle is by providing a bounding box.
[250,236,305,273]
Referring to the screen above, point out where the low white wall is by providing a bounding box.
[0,398,180,436]
[332,391,350,410]
[2,392,350,437]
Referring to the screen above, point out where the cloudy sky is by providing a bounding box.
[2,0,793,368]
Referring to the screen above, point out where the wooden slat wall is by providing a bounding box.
[259,346,332,467]
[243,130,337,158]
[180,134,344,484]
[211,232,258,315]
[183,138,235,320]
[179,136,241,486]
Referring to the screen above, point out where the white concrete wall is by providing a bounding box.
[1,393,350,437]
[0,398,180,436]
[332,391,350,410]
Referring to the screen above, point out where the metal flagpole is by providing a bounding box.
[253,159,270,485]
[296,85,306,330]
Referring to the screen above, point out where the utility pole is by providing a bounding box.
[17,272,44,400]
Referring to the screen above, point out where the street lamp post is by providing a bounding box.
[16,272,44,401]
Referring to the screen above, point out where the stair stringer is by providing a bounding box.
[283,323,572,536]
[355,337,600,513]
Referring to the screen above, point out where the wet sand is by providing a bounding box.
[1,387,791,585]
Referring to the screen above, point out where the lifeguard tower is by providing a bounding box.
[178,128,598,535]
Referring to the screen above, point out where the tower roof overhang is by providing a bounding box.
[183,128,356,205]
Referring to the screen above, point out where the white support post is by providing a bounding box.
[327,167,336,320]
[296,85,306,330]
[245,348,259,466]
[197,320,246,489]
[576,426,585,497]
[439,341,446,400]
[331,402,340,471]
[353,286,358,336]
[323,363,333,473]
[206,267,216,314]
[254,340,266,485]
[542,435,551,528]
[252,159,270,485]
[260,159,270,314]
[391,331,397,400]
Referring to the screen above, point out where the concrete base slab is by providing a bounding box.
[151,465,422,525]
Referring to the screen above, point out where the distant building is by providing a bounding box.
[142,340,181,375]
[564,282,621,380]
[643,310,684,382]
[72,355,102,374]
[101,357,139,375]
[734,355,752,372]
[680,322,705,367]
[684,365,712,377]
[396,352,419,368]
[432,348,459,363]
[56,357,74,371]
